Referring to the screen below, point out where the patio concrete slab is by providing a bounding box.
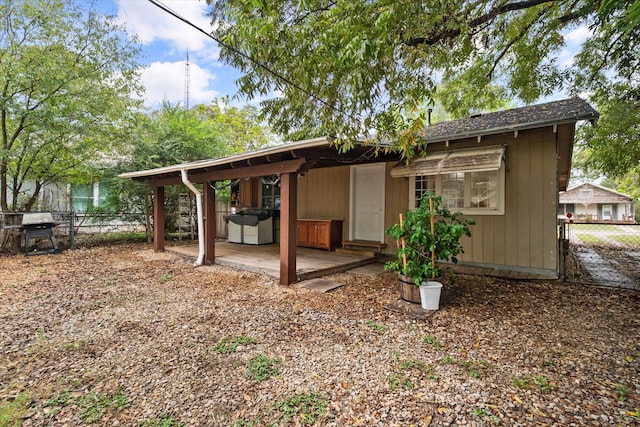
[297,278,345,293]
[166,241,377,282]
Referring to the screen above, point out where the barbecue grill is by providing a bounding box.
[19,212,61,256]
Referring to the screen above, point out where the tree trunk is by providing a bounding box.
[0,213,22,254]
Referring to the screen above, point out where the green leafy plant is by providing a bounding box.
[159,273,173,283]
[229,419,259,427]
[512,375,556,393]
[421,334,443,350]
[442,355,455,364]
[616,383,627,402]
[44,389,128,423]
[215,336,257,354]
[385,192,475,285]
[365,320,386,331]
[533,375,554,393]
[245,355,281,382]
[388,373,415,391]
[398,359,423,371]
[273,392,329,425]
[0,392,31,427]
[137,414,184,427]
[61,339,90,352]
[472,407,488,417]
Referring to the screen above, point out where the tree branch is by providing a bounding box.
[404,0,567,47]
[487,4,552,79]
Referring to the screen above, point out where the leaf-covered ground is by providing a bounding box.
[1,243,639,426]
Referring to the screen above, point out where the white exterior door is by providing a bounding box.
[350,163,386,242]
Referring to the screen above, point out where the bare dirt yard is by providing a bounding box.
[1,243,639,426]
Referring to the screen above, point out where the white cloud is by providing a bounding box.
[139,61,218,107]
[557,48,576,68]
[116,0,214,53]
[564,25,592,45]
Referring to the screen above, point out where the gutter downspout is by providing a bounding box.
[181,169,205,267]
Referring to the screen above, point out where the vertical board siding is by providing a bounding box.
[492,211,507,266]
[382,129,561,275]
[297,166,351,236]
[543,128,559,270]
[528,130,544,268]
[294,130,562,275]
[384,162,409,249]
[504,143,520,267]
[516,136,532,268]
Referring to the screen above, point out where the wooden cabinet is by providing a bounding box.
[237,178,259,208]
[297,219,343,251]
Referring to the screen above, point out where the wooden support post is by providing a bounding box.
[153,186,165,252]
[279,172,297,285]
[203,182,216,265]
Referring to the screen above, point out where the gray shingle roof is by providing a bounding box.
[423,97,599,143]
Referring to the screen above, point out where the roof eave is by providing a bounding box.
[118,136,333,180]
[422,115,598,145]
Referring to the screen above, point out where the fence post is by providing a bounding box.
[70,211,76,249]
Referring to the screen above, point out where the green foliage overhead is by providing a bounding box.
[208,0,637,161]
[108,100,275,234]
[576,85,640,178]
[0,0,143,212]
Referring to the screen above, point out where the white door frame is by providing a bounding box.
[349,163,386,242]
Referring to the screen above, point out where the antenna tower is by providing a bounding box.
[184,50,190,110]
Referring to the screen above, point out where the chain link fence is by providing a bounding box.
[1,206,233,254]
[562,222,640,289]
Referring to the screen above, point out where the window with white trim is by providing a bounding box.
[410,168,504,215]
[395,146,506,215]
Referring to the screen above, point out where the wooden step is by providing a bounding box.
[341,239,387,253]
[335,247,377,257]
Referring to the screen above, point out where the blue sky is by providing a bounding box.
[97,0,591,110]
[98,0,246,109]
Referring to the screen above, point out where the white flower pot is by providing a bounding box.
[419,281,443,310]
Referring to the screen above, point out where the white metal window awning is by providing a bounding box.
[391,145,506,178]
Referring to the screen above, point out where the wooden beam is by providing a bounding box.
[279,172,297,285]
[203,182,216,265]
[145,158,312,187]
[153,186,165,252]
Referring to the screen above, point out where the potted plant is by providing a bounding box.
[385,192,475,309]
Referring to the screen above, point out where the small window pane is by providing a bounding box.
[579,189,593,199]
[470,171,498,208]
[262,181,281,210]
[441,173,464,209]
[414,175,436,208]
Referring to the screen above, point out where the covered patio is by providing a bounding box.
[119,136,399,285]
[165,241,379,281]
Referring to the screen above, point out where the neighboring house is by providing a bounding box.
[559,182,636,223]
[0,181,70,213]
[120,98,599,285]
[72,182,111,213]
[0,181,112,214]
